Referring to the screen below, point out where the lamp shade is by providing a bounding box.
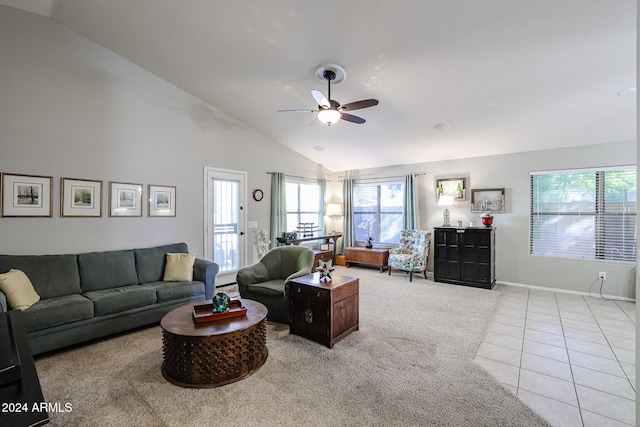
[326,203,343,216]
[438,195,455,207]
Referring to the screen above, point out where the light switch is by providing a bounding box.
[248,221,258,229]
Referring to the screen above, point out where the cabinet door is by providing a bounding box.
[289,287,329,345]
[460,229,493,285]
[434,229,461,281]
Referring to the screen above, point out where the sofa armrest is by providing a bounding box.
[236,263,269,296]
[193,258,220,300]
[0,291,6,313]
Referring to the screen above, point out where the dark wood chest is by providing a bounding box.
[433,227,496,289]
[289,273,359,348]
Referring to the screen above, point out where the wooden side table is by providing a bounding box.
[345,247,389,272]
[312,249,333,270]
[289,273,359,348]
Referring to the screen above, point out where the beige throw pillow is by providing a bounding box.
[163,253,196,281]
[0,269,40,310]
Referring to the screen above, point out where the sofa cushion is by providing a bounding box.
[246,280,286,297]
[0,254,81,299]
[163,253,196,281]
[143,281,205,303]
[22,294,94,333]
[134,243,188,284]
[79,250,138,292]
[0,269,40,310]
[84,285,157,316]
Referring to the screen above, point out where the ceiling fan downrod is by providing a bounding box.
[323,70,336,101]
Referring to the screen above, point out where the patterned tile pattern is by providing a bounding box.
[475,285,636,426]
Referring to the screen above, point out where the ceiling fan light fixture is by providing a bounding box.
[318,108,341,125]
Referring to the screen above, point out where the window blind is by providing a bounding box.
[530,166,636,263]
[353,181,404,246]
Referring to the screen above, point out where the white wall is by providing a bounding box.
[332,140,636,299]
[0,7,327,260]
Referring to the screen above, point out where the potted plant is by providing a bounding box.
[358,219,374,248]
[480,212,494,227]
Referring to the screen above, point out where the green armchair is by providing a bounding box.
[236,246,314,324]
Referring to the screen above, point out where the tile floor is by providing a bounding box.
[474,284,636,426]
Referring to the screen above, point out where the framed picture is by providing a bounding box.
[109,181,143,217]
[471,188,505,213]
[1,173,53,217]
[61,178,102,217]
[436,177,466,201]
[148,184,176,217]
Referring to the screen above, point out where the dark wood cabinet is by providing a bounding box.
[289,274,359,348]
[433,227,495,289]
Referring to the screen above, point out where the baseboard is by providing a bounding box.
[497,280,636,303]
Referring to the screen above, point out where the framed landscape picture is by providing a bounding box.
[61,178,102,217]
[109,181,143,217]
[1,173,53,217]
[148,184,176,217]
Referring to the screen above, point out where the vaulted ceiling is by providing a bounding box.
[2,0,636,171]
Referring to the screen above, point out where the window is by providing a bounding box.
[285,181,321,233]
[530,166,636,263]
[353,181,404,246]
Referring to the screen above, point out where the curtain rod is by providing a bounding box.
[337,173,426,182]
[266,172,331,182]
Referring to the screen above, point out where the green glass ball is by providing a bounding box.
[213,292,230,313]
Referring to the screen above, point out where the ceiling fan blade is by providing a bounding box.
[277,109,318,113]
[311,90,331,109]
[341,113,366,124]
[341,99,379,111]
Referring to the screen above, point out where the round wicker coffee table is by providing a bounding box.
[160,299,268,388]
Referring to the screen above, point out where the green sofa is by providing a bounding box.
[0,243,218,355]
[236,246,314,324]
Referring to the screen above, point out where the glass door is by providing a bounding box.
[204,167,246,282]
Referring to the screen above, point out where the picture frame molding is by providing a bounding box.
[471,188,506,213]
[436,177,466,201]
[148,184,176,217]
[61,177,103,217]
[109,181,143,217]
[1,173,53,217]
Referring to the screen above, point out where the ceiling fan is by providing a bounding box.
[278,66,379,126]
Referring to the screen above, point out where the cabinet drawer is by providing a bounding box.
[290,283,329,303]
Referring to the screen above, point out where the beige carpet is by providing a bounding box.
[35,266,549,426]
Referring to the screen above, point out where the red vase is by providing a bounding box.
[481,217,493,227]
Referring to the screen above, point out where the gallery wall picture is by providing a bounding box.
[436,177,466,201]
[61,178,103,217]
[1,173,53,217]
[471,188,505,213]
[109,181,143,217]
[148,184,176,217]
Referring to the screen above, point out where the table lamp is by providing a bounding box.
[325,203,343,234]
[438,195,454,226]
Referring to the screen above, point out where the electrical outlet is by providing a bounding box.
[598,271,607,280]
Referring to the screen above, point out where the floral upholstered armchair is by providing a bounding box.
[387,230,432,282]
